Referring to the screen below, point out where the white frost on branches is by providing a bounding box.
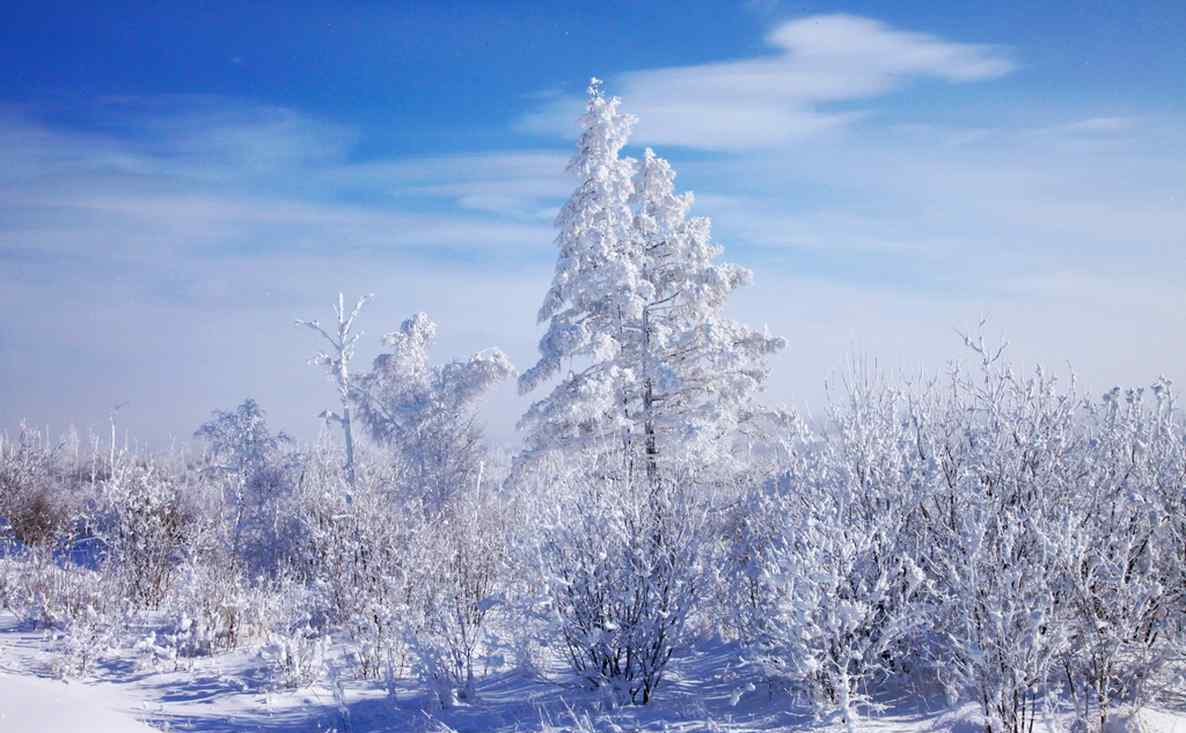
[518,78,785,474]
[296,292,372,491]
[354,312,515,511]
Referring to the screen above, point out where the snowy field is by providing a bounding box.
[4,610,1183,733]
[2,62,1185,733]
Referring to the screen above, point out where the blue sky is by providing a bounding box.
[2,1,1184,446]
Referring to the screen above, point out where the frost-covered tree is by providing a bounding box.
[353,312,514,512]
[518,78,785,478]
[195,398,290,477]
[297,292,372,491]
[194,398,295,572]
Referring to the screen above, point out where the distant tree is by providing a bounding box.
[194,398,293,569]
[194,398,290,476]
[517,78,785,480]
[297,293,371,492]
[353,312,514,512]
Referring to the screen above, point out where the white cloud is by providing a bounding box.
[1056,116,1139,133]
[518,14,1015,150]
[672,115,1186,291]
[0,106,558,272]
[326,151,572,220]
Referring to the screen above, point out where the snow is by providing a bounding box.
[3,611,1185,733]
[0,672,159,732]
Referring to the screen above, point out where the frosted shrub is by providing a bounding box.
[0,548,121,678]
[0,427,80,549]
[165,559,277,658]
[353,311,514,514]
[264,586,330,689]
[3,547,119,632]
[100,460,191,609]
[346,600,409,688]
[291,445,406,622]
[405,486,506,706]
[726,336,1186,731]
[1058,381,1186,731]
[52,600,121,678]
[920,346,1083,733]
[5,554,127,678]
[0,556,17,611]
[265,624,329,690]
[743,376,931,733]
[194,398,298,576]
[530,450,713,705]
[291,444,424,685]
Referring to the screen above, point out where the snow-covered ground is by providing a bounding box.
[0,672,158,733]
[2,612,1184,733]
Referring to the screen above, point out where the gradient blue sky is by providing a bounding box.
[2,1,1184,446]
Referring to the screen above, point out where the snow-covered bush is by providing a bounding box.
[919,347,1083,733]
[52,594,123,679]
[99,459,191,609]
[260,577,335,689]
[194,398,298,575]
[404,481,507,707]
[163,559,278,658]
[724,336,1186,731]
[0,426,87,549]
[739,373,931,732]
[0,547,126,677]
[0,556,17,611]
[291,437,508,706]
[2,544,121,635]
[528,449,714,705]
[264,620,330,690]
[289,441,423,684]
[1057,380,1186,731]
[906,339,1186,732]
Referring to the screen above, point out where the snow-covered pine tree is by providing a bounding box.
[518,78,786,477]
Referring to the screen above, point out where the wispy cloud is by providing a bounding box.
[0,102,556,282]
[1056,116,1140,133]
[671,114,1185,294]
[0,98,558,444]
[518,14,1015,150]
[325,151,571,220]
